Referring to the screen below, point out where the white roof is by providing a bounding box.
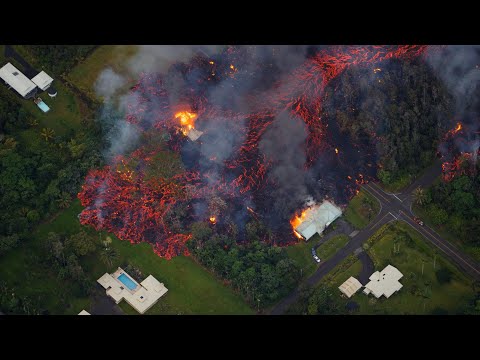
[97,268,168,314]
[0,63,37,97]
[295,200,342,240]
[31,71,53,90]
[338,276,363,298]
[187,128,203,141]
[363,265,403,298]
[78,310,91,315]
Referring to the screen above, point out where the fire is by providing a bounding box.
[373,68,381,73]
[175,111,197,136]
[335,148,339,154]
[209,216,217,224]
[290,209,308,239]
[445,122,463,139]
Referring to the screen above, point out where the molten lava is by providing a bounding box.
[209,216,217,224]
[79,45,432,259]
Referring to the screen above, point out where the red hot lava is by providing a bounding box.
[79,45,429,259]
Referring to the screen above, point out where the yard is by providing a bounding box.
[343,190,380,229]
[285,234,322,279]
[316,235,349,262]
[320,222,476,314]
[67,45,139,102]
[0,200,253,315]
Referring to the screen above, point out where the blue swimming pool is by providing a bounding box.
[117,273,138,290]
[37,101,50,113]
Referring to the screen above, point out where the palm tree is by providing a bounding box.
[40,128,55,142]
[413,186,427,206]
[100,247,119,268]
[56,192,71,209]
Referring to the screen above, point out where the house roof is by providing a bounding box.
[78,310,91,315]
[363,265,403,298]
[338,276,363,298]
[31,71,53,90]
[295,200,342,240]
[0,63,37,97]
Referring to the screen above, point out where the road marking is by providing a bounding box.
[388,211,397,219]
[400,212,480,276]
[370,212,392,230]
[392,194,403,202]
[363,183,390,203]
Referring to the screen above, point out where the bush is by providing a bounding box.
[435,267,453,284]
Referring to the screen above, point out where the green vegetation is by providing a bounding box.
[414,173,480,262]
[290,222,478,315]
[68,45,138,101]
[22,45,97,76]
[188,218,301,309]
[325,59,453,188]
[316,235,349,262]
[285,234,322,279]
[0,200,253,315]
[344,190,380,229]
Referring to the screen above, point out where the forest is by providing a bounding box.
[0,96,103,256]
[27,45,97,75]
[324,58,454,187]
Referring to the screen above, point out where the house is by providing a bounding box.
[363,265,403,298]
[97,267,168,314]
[294,200,342,241]
[31,71,53,91]
[338,276,363,298]
[0,63,37,99]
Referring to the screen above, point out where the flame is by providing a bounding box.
[290,209,309,239]
[454,122,462,133]
[373,68,381,73]
[335,148,339,154]
[209,61,214,65]
[175,111,197,136]
[209,216,217,224]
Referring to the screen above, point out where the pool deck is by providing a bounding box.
[97,267,168,314]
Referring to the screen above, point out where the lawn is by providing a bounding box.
[321,222,476,314]
[316,235,350,262]
[67,45,139,102]
[0,200,253,315]
[344,190,380,229]
[285,234,322,279]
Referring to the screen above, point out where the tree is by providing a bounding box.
[40,128,55,142]
[65,231,96,256]
[413,186,427,206]
[56,192,71,209]
[428,204,449,226]
[436,267,453,284]
[99,247,119,268]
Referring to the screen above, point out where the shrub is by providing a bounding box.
[435,267,453,284]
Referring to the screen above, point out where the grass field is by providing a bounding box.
[68,45,139,101]
[321,222,476,314]
[0,200,253,315]
[285,234,322,279]
[316,235,349,262]
[344,190,380,229]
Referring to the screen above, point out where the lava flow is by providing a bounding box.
[79,45,431,259]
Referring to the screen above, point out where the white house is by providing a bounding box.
[338,276,363,298]
[295,200,342,241]
[363,265,403,299]
[0,63,37,98]
[31,71,54,91]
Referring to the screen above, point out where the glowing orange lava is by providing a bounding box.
[175,111,197,136]
[209,216,217,224]
[335,148,339,154]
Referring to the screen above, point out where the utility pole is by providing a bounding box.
[421,261,424,276]
[433,254,436,270]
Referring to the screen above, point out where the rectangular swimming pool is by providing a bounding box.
[37,101,50,113]
[117,273,138,291]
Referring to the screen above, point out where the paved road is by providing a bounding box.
[271,160,480,315]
